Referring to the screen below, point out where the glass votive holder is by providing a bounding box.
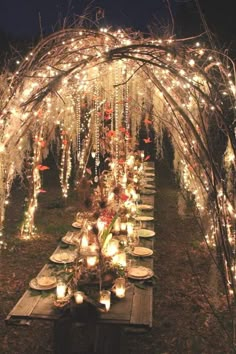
[112,252,127,267]
[120,222,127,233]
[86,255,97,268]
[114,277,126,298]
[100,290,111,311]
[74,291,84,304]
[106,239,119,257]
[56,280,67,300]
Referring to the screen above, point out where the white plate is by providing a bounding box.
[72,222,82,229]
[128,266,154,280]
[137,229,155,238]
[141,189,156,195]
[145,173,155,177]
[50,252,76,263]
[144,184,155,189]
[137,204,153,211]
[144,168,155,172]
[143,179,155,184]
[62,232,80,245]
[135,215,154,222]
[29,277,57,290]
[130,247,153,257]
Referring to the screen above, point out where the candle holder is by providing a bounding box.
[99,290,111,311]
[56,280,67,300]
[74,291,84,304]
[114,277,126,298]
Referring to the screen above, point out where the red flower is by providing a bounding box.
[107,130,116,138]
[36,165,50,171]
[144,119,152,125]
[119,127,126,133]
[120,193,128,201]
[39,189,47,193]
[143,137,152,143]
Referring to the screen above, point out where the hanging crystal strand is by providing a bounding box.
[75,94,81,165]
[21,128,43,239]
[124,68,129,162]
[114,62,120,184]
[94,78,100,183]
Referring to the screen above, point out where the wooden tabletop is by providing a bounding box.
[6,162,156,330]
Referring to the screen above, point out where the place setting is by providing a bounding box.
[62,231,81,245]
[50,251,77,264]
[137,204,153,211]
[137,229,155,238]
[29,275,57,291]
[127,266,154,280]
[129,246,153,257]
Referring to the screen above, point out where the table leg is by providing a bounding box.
[94,324,122,354]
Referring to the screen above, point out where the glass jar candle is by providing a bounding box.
[100,290,111,311]
[56,280,67,300]
[114,277,126,298]
[74,291,84,304]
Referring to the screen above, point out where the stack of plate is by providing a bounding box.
[30,275,57,290]
[128,266,153,279]
[141,189,156,195]
[137,229,155,238]
[135,215,154,222]
[144,172,155,177]
[130,246,153,257]
[62,231,80,245]
[137,204,153,211]
[50,252,76,263]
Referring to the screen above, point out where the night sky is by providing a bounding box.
[0,0,235,53]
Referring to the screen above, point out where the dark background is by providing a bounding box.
[0,0,235,63]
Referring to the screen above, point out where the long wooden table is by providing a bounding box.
[6,162,156,354]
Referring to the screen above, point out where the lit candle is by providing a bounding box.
[106,239,119,257]
[127,222,134,236]
[113,217,121,234]
[112,252,127,267]
[74,291,84,304]
[81,234,89,249]
[97,219,105,234]
[114,278,126,298]
[120,222,127,232]
[100,290,111,311]
[86,255,97,267]
[56,280,67,300]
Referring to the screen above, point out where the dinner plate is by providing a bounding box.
[141,189,156,195]
[135,215,154,221]
[72,221,83,229]
[137,229,155,238]
[130,247,153,257]
[62,231,80,245]
[29,276,57,290]
[143,179,155,184]
[128,266,154,280]
[144,184,156,189]
[50,252,76,263]
[144,166,155,172]
[137,204,153,211]
[145,173,155,177]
